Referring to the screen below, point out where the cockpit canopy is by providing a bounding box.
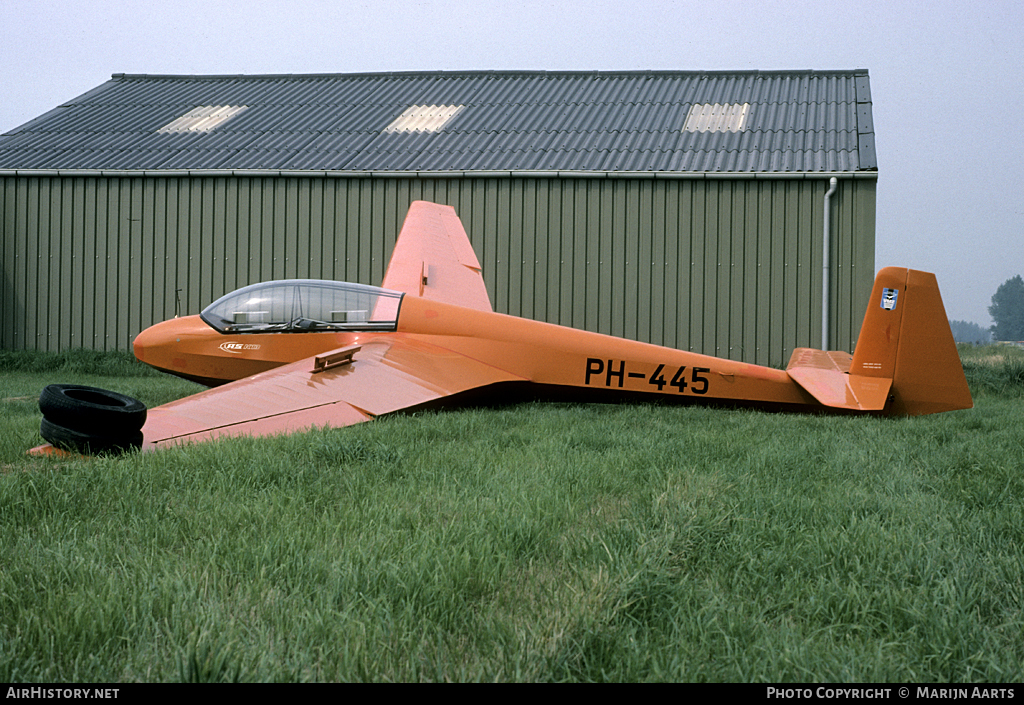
[200,279,403,333]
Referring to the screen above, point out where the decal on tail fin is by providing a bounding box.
[851,267,972,415]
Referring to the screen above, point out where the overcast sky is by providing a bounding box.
[3,0,1021,327]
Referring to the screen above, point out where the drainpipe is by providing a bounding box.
[822,177,838,350]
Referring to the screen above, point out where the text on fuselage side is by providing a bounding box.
[584,358,710,394]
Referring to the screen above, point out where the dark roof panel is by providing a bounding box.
[0,70,877,173]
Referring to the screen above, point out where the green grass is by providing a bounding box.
[1,347,1023,681]
[960,343,1024,399]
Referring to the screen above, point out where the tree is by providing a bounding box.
[949,320,991,344]
[989,275,1024,341]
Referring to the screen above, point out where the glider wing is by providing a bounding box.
[381,200,493,311]
[140,335,524,449]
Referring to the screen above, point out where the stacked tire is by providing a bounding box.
[39,385,147,454]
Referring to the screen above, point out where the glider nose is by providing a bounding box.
[133,315,215,374]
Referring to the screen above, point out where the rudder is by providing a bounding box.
[851,267,972,415]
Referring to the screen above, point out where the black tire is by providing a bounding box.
[40,417,143,455]
[39,384,147,435]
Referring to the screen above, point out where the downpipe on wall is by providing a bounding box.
[822,176,838,350]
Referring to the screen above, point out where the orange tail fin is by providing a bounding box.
[851,267,972,415]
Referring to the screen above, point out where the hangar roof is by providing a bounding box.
[0,70,876,174]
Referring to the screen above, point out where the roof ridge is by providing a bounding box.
[110,69,870,81]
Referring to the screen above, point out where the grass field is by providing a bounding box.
[1,346,1022,682]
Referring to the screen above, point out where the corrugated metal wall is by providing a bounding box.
[1,174,874,367]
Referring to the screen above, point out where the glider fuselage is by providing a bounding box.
[135,291,817,414]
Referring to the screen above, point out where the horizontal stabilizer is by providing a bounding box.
[787,348,892,411]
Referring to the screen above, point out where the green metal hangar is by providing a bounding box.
[0,70,877,367]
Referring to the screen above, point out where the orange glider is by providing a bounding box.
[38,201,975,453]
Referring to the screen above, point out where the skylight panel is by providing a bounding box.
[158,105,248,133]
[683,103,751,133]
[383,105,464,133]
